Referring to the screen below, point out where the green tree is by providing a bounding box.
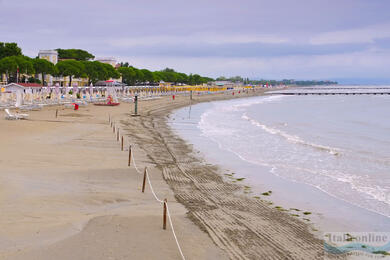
[152,72,162,83]
[117,67,127,83]
[0,42,22,59]
[229,76,244,83]
[133,68,144,84]
[176,73,189,84]
[141,69,154,83]
[160,68,179,83]
[0,56,17,83]
[192,74,202,85]
[118,66,137,85]
[119,62,129,67]
[56,48,95,61]
[33,58,55,86]
[101,63,120,79]
[0,56,34,83]
[216,76,227,81]
[153,71,166,82]
[16,56,34,75]
[127,67,137,85]
[188,74,194,85]
[83,61,111,84]
[55,60,85,86]
[161,68,175,73]
[202,77,214,83]
[163,71,177,83]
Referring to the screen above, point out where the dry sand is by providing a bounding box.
[0,90,334,259]
[0,101,226,259]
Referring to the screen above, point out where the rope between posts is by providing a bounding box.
[128,145,185,260]
[166,202,186,260]
[130,149,143,174]
[145,169,164,203]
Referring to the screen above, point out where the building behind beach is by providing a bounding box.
[38,49,89,87]
[38,51,119,87]
[214,80,243,89]
[94,57,116,67]
[38,50,58,86]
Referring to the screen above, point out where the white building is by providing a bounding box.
[94,57,116,67]
[38,50,58,64]
[38,50,58,85]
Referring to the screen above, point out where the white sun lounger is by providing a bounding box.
[5,109,29,120]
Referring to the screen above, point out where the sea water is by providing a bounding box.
[169,86,390,231]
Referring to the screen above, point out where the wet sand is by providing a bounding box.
[0,90,332,259]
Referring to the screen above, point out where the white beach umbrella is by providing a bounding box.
[15,90,23,107]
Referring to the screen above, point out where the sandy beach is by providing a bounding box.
[0,90,329,259]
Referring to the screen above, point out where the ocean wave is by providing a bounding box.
[233,95,285,108]
[235,152,390,216]
[198,95,288,137]
[210,95,287,114]
[198,110,237,136]
[194,95,389,217]
[241,113,341,155]
[203,132,390,216]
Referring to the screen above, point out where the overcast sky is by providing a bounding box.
[1,0,390,82]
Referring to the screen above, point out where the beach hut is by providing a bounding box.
[4,83,44,92]
[4,83,44,107]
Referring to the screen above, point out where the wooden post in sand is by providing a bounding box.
[113,125,115,133]
[55,109,58,118]
[128,145,132,166]
[142,167,147,192]
[163,199,167,230]
[131,94,140,117]
[121,136,124,151]
[108,114,111,123]
[117,129,119,141]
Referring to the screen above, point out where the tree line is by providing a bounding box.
[216,76,337,86]
[1,42,337,87]
[0,42,214,86]
[118,65,213,86]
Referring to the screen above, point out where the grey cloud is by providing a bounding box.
[0,0,390,80]
[110,42,369,58]
[374,37,390,49]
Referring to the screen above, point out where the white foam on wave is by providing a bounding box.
[198,110,237,136]
[241,113,341,155]
[231,151,390,217]
[194,94,390,217]
[198,95,286,136]
[213,95,286,113]
[314,169,390,208]
[202,131,390,215]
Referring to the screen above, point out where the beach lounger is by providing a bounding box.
[4,109,29,120]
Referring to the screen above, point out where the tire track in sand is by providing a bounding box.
[120,97,342,260]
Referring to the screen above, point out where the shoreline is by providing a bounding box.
[168,96,390,233]
[118,90,328,259]
[0,89,333,259]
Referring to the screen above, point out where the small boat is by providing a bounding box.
[93,95,120,106]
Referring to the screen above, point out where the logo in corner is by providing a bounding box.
[324,232,390,258]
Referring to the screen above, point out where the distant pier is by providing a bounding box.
[270,92,390,95]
